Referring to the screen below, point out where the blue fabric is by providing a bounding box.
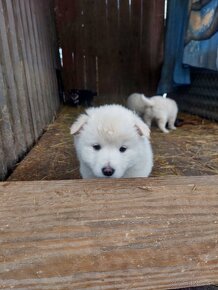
[157,0,218,95]
[157,0,190,95]
[183,0,218,71]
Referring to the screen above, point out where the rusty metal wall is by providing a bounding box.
[55,0,165,101]
[0,0,60,180]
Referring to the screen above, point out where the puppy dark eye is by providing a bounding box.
[93,144,101,151]
[119,146,127,153]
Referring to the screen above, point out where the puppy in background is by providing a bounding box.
[127,93,178,133]
[64,89,96,107]
[70,104,153,179]
[126,93,147,116]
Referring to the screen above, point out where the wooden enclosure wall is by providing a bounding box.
[55,0,165,100]
[0,0,60,180]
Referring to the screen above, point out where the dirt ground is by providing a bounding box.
[8,105,218,181]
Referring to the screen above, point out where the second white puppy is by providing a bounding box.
[127,93,178,133]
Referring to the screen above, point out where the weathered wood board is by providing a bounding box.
[55,0,164,98]
[0,175,218,289]
[0,0,60,180]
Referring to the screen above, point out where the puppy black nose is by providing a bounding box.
[102,166,115,177]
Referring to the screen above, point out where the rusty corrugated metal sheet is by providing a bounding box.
[0,0,60,180]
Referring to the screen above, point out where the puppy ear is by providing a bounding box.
[134,117,150,138]
[70,113,88,135]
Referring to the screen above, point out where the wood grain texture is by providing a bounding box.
[55,0,165,99]
[0,0,60,180]
[4,0,34,148]
[0,0,26,156]
[0,175,218,289]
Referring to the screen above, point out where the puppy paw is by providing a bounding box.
[161,128,169,133]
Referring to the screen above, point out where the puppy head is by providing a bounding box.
[70,105,151,178]
[70,107,150,138]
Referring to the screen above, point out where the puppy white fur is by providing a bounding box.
[127,93,178,133]
[70,104,153,178]
[127,93,146,115]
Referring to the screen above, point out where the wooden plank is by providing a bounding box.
[104,0,120,99]
[83,0,97,92]
[0,175,218,289]
[119,0,133,98]
[140,0,165,95]
[28,0,50,126]
[31,1,55,120]
[58,0,83,90]
[13,0,41,137]
[45,0,60,112]
[12,0,38,139]
[0,0,26,155]
[38,0,59,113]
[94,0,121,101]
[130,0,142,93]
[0,132,6,180]
[0,59,16,178]
[0,0,60,180]
[33,0,55,121]
[56,0,76,91]
[36,0,59,116]
[3,0,34,148]
[73,0,86,90]
[23,0,46,129]
[95,0,108,99]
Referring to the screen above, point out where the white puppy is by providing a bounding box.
[127,93,147,115]
[127,93,178,133]
[70,104,153,178]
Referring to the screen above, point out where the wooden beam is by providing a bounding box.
[0,175,218,289]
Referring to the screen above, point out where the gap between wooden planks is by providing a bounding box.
[0,175,218,289]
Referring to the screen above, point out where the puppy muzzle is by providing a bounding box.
[102,166,115,177]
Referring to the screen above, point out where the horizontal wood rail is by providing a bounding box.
[0,176,218,289]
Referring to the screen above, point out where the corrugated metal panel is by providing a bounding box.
[0,0,60,180]
[170,68,218,121]
[55,0,165,100]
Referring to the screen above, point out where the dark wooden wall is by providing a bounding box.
[0,0,60,180]
[55,0,165,101]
